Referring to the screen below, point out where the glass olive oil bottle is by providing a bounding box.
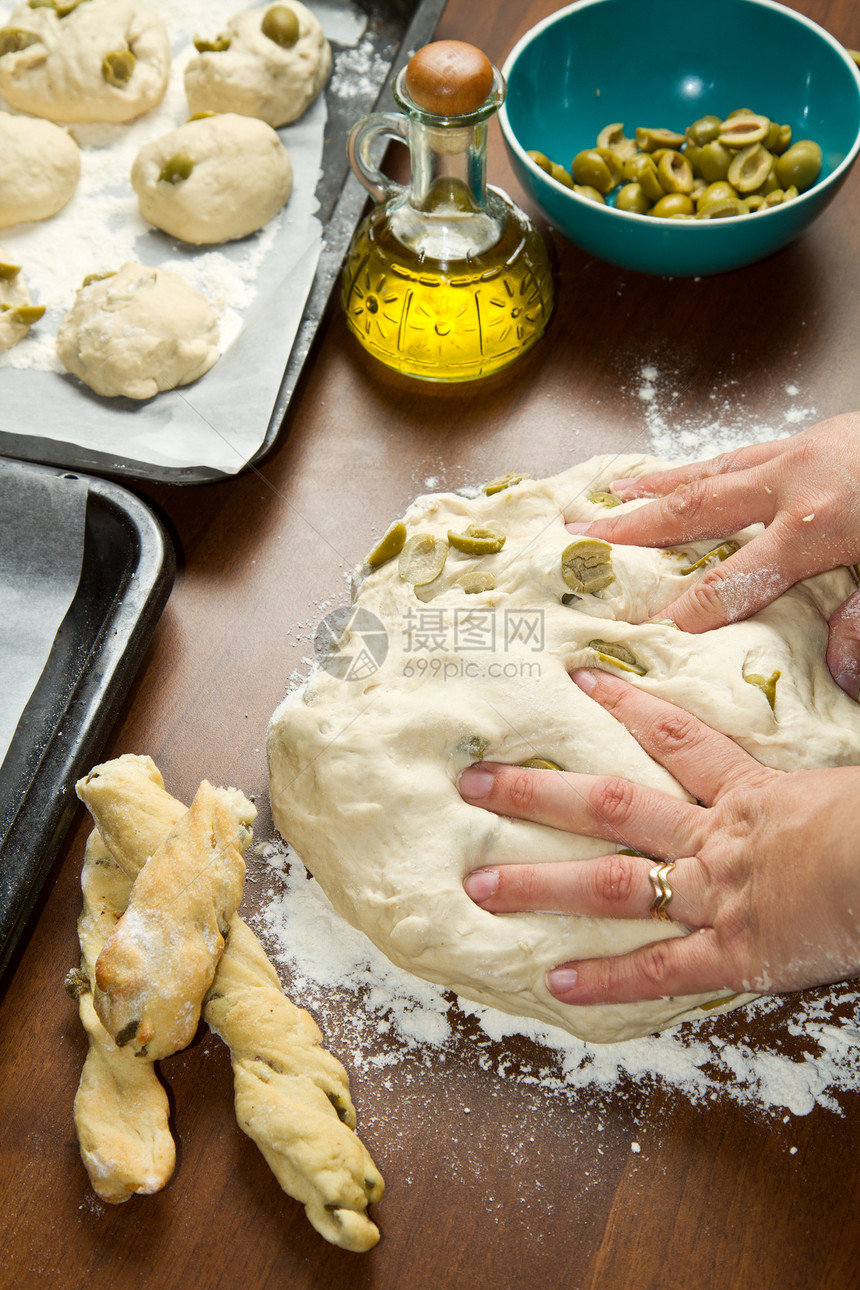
[341,41,553,382]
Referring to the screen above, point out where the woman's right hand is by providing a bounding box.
[564,414,860,696]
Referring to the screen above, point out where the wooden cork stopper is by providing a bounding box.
[404,40,494,116]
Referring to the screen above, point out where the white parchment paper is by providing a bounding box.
[0,464,87,768]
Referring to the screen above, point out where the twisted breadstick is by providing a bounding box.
[65,830,175,1203]
[204,916,384,1251]
[73,754,383,1248]
[92,779,248,1059]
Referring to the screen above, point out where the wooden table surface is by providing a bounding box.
[3,1,860,1287]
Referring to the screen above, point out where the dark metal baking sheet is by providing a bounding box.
[0,0,447,487]
[0,460,175,980]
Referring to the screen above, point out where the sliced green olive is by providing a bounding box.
[459,570,496,594]
[679,540,739,573]
[622,152,664,201]
[365,520,406,568]
[656,150,694,194]
[571,148,619,194]
[194,33,231,52]
[614,182,651,214]
[727,142,773,194]
[635,125,685,152]
[587,639,647,675]
[695,180,739,209]
[55,0,91,13]
[519,757,566,771]
[527,150,553,174]
[697,140,732,183]
[0,27,40,54]
[685,114,722,147]
[261,4,300,48]
[573,184,605,204]
[697,992,740,1012]
[586,490,622,507]
[717,113,769,148]
[102,48,135,87]
[695,194,749,219]
[549,161,574,189]
[27,0,56,8]
[744,668,780,711]
[767,121,792,154]
[596,122,637,160]
[651,193,694,218]
[82,270,117,287]
[560,592,581,606]
[774,140,822,193]
[6,304,45,325]
[0,261,21,280]
[448,523,506,555]
[158,152,195,184]
[187,111,218,121]
[455,734,488,761]
[398,533,447,585]
[561,539,614,594]
[484,471,528,494]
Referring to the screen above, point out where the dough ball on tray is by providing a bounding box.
[0,0,170,124]
[131,112,293,245]
[56,263,220,400]
[185,2,331,128]
[0,111,80,228]
[0,256,44,351]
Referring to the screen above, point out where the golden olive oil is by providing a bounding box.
[342,202,553,382]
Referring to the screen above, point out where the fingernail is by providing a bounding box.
[571,668,597,693]
[463,869,499,904]
[458,765,495,800]
[547,967,579,996]
[565,521,591,535]
[610,477,636,494]
[836,670,860,700]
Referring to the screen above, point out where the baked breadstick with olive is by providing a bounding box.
[74,754,383,1248]
[65,830,175,1203]
[203,916,384,1251]
[92,778,250,1059]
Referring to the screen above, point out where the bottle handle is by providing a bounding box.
[347,111,410,204]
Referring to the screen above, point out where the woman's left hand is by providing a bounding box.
[458,669,860,1006]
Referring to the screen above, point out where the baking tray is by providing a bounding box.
[0,460,175,980]
[0,0,447,487]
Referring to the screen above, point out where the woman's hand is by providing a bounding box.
[565,415,860,697]
[458,670,860,1007]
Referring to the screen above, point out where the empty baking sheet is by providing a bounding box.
[0,460,174,978]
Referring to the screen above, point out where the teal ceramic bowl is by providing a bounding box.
[500,0,860,275]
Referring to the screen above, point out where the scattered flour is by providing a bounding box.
[251,839,860,1121]
[631,361,818,461]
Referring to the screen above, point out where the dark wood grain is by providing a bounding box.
[3,2,860,1287]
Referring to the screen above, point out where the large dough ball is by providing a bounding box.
[0,112,80,228]
[131,113,293,245]
[185,3,331,128]
[267,457,860,1045]
[56,263,220,400]
[0,0,170,124]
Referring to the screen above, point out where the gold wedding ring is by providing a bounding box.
[648,861,677,921]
